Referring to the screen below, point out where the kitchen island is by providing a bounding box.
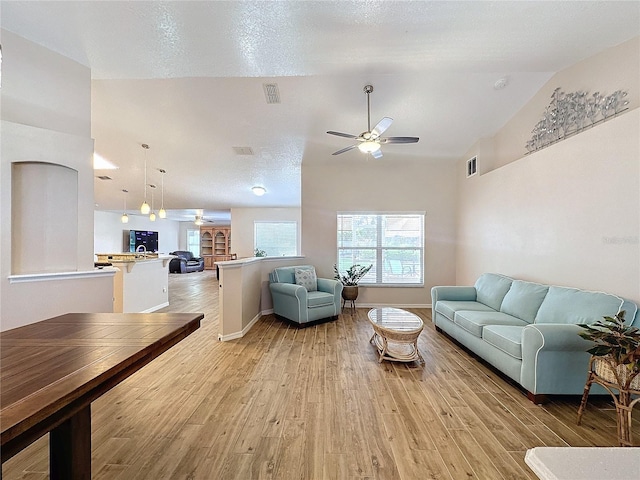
[95,253,172,313]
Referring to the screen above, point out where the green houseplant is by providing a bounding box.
[577,310,640,446]
[333,263,372,303]
[333,263,372,286]
[578,310,640,389]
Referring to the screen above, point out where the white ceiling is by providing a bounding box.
[2,1,639,223]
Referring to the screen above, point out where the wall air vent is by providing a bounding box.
[233,146,254,155]
[466,156,477,178]
[96,175,112,180]
[263,83,281,104]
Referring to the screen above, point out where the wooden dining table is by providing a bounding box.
[0,312,203,480]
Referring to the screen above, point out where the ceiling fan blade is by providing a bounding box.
[327,131,359,139]
[332,144,359,155]
[380,136,420,144]
[371,117,393,138]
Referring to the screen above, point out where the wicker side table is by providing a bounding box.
[577,356,640,447]
[367,307,424,364]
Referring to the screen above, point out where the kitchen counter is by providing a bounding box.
[96,254,171,313]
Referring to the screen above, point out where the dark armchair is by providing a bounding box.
[169,251,205,273]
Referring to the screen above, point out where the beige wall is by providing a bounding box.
[455,37,640,304]
[481,37,640,172]
[301,156,457,307]
[1,30,114,330]
[456,109,639,303]
[218,256,305,340]
[94,210,181,254]
[230,207,301,258]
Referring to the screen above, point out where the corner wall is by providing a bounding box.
[1,30,114,330]
[455,37,640,304]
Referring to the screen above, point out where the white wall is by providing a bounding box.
[1,30,114,330]
[301,155,457,307]
[457,108,639,304]
[94,210,181,254]
[230,207,301,258]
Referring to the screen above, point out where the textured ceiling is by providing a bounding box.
[2,1,639,223]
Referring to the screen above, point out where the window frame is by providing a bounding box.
[254,220,299,257]
[337,212,425,287]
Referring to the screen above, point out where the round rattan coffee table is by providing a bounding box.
[367,307,424,364]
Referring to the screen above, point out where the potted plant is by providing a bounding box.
[577,311,640,446]
[333,263,372,301]
[578,310,640,390]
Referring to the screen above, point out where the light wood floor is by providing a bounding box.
[4,271,638,479]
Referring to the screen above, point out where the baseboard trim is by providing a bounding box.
[357,303,432,309]
[217,305,431,341]
[141,301,170,313]
[218,311,264,341]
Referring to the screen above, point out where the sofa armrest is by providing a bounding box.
[269,282,307,298]
[317,278,342,295]
[521,323,594,395]
[522,324,592,353]
[431,286,477,303]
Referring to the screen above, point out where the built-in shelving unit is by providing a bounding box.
[200,226,231,270]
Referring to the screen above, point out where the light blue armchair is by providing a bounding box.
[269,265,343,325]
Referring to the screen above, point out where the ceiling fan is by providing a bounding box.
[327,85,419,159]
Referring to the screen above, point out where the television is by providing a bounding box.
[128,230,158,253]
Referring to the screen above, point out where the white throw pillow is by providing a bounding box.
[295,267,317,292]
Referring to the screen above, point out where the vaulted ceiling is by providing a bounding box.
[2,1,639,223]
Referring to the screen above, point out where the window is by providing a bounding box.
[337,213,424,286]
[186,229,200,257]
[254,221,298,256]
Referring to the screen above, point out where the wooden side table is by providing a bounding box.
[577,356,640,447]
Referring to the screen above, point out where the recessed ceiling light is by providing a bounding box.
[252,186,266,196]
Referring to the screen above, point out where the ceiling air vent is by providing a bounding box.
[233,146,254,155]
[96,175,112,180]
[263,83,281,104]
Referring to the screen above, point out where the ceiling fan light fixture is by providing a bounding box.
[252,186,266,196]
[358,141,381,153]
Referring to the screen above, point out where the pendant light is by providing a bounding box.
[158,168,167,219]
[140,144,151,214]
[121,189,129,224]
[149,184,156,221]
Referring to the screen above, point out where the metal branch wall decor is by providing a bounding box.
[526,87,628,154]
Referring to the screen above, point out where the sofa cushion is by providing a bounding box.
[500,280,549,324]
[474,273,513,311]
[435,301,494,322]
[307,291,334,308]
[454,310,528,338]
[534,286,624,325]
[483,325,524,360]
[295,267,318,292]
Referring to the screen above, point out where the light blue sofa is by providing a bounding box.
[269,265,343,326]
[431,273,639,403]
